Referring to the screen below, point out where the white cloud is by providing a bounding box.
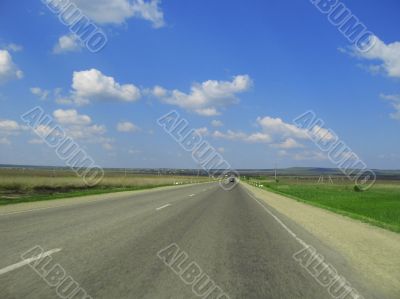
[53,109,92,125]
[66,124,107,140]
[352,36,400,78]
[102,143,114,151]
[212,130,247,141]
[71,0,165,27]
[153,75,252,116]
[211,120,223,127]
[380,93,400,120]
[58,69,141,105]
[53,34,82,54]
[310,125,336,142]
[131,0,165,28]
[30,87,50,100]
[272,138,304,149]
[256,116,309,139]
[117,121,140,132]
[5,43,23,52]
[0,119,21,131]
[194,127,209,136]
[212,130,271,143]
[30,110,113,150]
[0,119,26,145]
[33,124,56,138]
[246,132,272,143]
[0,50,23,84]
[217,147,225,154]
[152,85,167,97]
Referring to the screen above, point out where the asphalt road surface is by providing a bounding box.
[0,183,382,299]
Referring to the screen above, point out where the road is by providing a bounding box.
[0,182,383,299]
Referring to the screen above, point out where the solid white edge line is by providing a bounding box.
[245,190,309,249]
[0,248,62,276]
[156,204,171,211]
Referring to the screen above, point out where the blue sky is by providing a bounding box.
[0,0,399,169]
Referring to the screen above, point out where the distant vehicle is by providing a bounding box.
[229,177,235,183]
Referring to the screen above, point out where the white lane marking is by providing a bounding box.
[0,248,62,276]
[0,184,208,217]
[189,194,196,197]
[245,191,309,249]
[156,204,171,211]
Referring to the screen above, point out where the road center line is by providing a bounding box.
[189,194,196,197]
[156,204,171,211]
[0,248,62,276]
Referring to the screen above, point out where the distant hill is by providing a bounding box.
[1,164,399,179]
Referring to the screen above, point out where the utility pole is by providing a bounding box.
[274,162,277,182]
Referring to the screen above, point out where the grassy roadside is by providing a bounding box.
[0,168,210,206]
[0,184,175,206]
[244,180,400,233]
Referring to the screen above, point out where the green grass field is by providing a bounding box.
[247,177,400,233]
[0,168,209,206]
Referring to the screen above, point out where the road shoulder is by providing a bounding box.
[241,182,400,298]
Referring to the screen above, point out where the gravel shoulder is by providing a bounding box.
[242,183,400,298]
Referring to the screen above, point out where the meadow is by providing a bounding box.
[246,176,400,233]
[0,168,208,205]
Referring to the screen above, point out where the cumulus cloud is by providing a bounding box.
[153,75,252,116]
[53,34,82,54]
[380,93,400,120]
[57,69,141,105]
[117,121,140,132]
[256,116,309,140]
[212,130,271,143]
[0,119,21,132]
[131,0,165,28]
[5,43,23,52]
[0,50,23,84]
[211,120,223,127]
[53,109,92,125]
[29,109,114,150]
[194,127,209,136]
[0,119,26,145]
[217,147,225,154]
[309,125,337,142]
[351,35,400,78]
[71,0,165,27]
[272,138,304,149]
[210,114,338,161]
[30,87,50,100]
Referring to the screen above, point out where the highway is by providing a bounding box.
[0,183,382,299]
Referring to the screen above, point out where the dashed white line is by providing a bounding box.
[189,194,196,197]
[156,204,171,211]
[0,248,62,276]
